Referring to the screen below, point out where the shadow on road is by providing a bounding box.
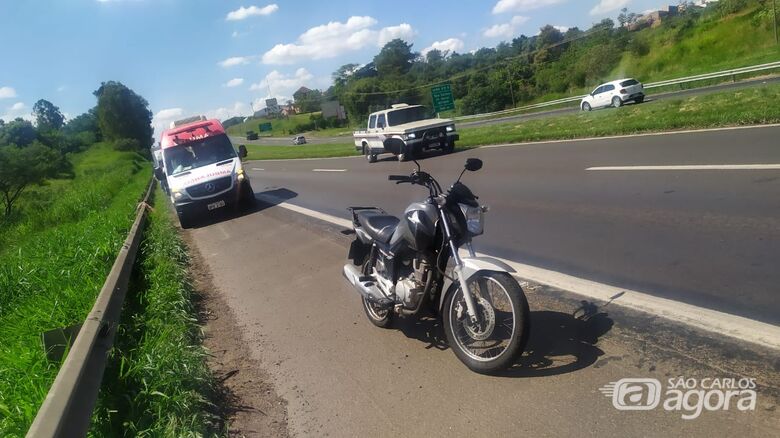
[183,187,298,229]
[393,300,613,378]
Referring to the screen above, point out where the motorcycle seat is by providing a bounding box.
[357,211,400,243]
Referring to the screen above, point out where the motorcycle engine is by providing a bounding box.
[394,257,428,309]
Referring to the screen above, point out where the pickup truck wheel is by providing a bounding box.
[364,145,377,163]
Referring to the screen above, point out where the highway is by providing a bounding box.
[185,180,780,436]
[230,75,780,146]
[244,125,780,325]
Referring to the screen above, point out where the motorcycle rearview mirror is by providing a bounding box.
[465,158,483,172]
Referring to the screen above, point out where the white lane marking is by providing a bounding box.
[256,194,780,351]
[480,123,780,150]
[313,169,347,172]
[251,168,265,171]
[587,164,780,171]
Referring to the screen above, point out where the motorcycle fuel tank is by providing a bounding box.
[390,201,437,251]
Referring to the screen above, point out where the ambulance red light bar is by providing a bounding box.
[160,119,225,148]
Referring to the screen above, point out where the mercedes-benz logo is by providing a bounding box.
[204,183,215,193]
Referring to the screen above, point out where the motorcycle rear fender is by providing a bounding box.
[439,256,516,311]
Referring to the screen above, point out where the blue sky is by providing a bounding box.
[0,0,667,134]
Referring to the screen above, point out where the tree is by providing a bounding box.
[374,39,416,76]
[93,81,153,150]
[32,99,65,131]
[63,108,100,138]
[0,142,63,217]
[332,63,361,87]
[0,118,37,147]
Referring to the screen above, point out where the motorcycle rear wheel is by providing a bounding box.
[442,271,530,374]
[360,260,393,328]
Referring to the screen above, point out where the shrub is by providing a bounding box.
[113,138,141,151]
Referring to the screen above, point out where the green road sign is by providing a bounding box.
[431,83,455,113]
[259,122,272,132]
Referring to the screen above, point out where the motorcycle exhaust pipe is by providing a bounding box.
[342,264,390,305]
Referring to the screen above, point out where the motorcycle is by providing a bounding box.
[343,147,530,373]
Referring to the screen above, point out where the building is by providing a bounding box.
[627,5,681,31]
[321,100,346,120]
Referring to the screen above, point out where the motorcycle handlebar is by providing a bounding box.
[388,175,411,181]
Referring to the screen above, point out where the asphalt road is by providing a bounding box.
[244,125,780,325]
[185,199,780,437]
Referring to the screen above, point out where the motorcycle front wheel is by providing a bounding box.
[442,271,530,374]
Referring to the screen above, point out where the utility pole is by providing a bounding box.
[506,67,516,108]
[773,0,778,45]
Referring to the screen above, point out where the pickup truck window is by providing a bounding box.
[377,113,386,129]
[369,114,377,129]
[387,106,430,126]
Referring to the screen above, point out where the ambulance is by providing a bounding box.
[156,118,254,228]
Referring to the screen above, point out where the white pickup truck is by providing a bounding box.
[353,104,459,163]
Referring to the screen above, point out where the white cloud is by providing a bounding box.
[151,108,184,135]
[483,15,530,39]
[421,38,465,56]
[378,23,416,46]
[249,68,314,98]
[226,4,279,21]
[205,102,251,120]
[492,0,566,14]
[261,16,415,65]
[224,78,245,87]
[218,56,253,68]
[1,101,30,121]
[590,0,631,15]
[0,86,17,99]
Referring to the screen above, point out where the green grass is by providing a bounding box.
[0,143,150,434]
[245,142,358,160]
[226,111,355,138]
[90,188,220,436]
[614,7,780,83]
[457,83,780,147]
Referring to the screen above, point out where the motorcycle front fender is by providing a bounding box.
[438,256,516,311]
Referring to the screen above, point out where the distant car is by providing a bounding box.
[581,78,645,111]
[246,131,259,140]
[292,135,306,145]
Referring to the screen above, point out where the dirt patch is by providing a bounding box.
[182,230,290,438]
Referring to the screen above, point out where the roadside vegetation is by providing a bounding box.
[457,83,780,147]
[244,142,357,161]
[92,188,220,436]
[0,82,219,435]
[0,143,150,434]
[243,83,780,160]
[225,111,353,138]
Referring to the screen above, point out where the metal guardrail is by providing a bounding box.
[453,60,780,121]
[26,179,154,438]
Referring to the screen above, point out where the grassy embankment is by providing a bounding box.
[0,143,218,436]
[242,83,780,160]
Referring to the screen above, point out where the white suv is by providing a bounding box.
[581,78,645,111]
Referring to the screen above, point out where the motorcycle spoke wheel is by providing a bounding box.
[449,276,515,362]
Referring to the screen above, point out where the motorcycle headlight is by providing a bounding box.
[459,203,484,236]
[446,125,455,132]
